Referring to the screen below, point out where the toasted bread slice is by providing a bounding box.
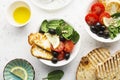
[31,45,53,60]
[96,51,120,80]
[28,33,51,52]
[76,48,110,80]
[105,1,120,15]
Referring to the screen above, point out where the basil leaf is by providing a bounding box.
[43,70,64,80]
[47,70,64,80]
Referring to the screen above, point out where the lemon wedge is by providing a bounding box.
[45,33,60,49]
[10,67,28,80]
[103,17,114,27]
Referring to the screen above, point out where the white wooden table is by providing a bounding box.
[1,0,120,80]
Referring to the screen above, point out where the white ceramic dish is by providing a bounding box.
[30,0,72,11]
[84,0,120,43]
[39,19,81,67]
[6,0,31,27]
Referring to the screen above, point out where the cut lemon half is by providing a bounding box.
[10,67,28,80]
[103,17,114,27]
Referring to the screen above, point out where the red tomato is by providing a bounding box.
[85,13,99,26]
[64,40,74,53]
[99,12,111,24]
[51,42,64,52]
[57,51,65,61]
[91,2,105,15]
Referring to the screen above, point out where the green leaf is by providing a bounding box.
[111,12,120,18]
[43,70,64,80]
[71,30,80,44]
[47,20,61,29]
[39,20,49,33]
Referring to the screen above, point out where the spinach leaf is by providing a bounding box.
[111,13,120,18]
[71,30,80,44]
[42,70,64,80]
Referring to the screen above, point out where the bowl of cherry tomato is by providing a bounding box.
[84,0,120,43]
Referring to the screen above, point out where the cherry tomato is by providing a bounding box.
[99,12,111,24]
[85,13,99,26]
[64,40,74,53]
[91,2,105,15]
[57,51,65,61]
[51,41,64,52]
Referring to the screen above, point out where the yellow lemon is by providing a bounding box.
[10,67,28,80]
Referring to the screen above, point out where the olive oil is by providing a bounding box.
[13,7,30,24]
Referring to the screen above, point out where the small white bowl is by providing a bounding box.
[6,0,31,27]
[39,19,81,67]
[84,0,120,43]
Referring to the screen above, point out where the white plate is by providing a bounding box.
[30,0,72,10]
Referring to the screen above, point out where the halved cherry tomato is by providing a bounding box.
[57,51,65,61]
[91,2,105,15]
[99,12,111,24]
[64,40,74,53]
[51,41,64,52]
[85,13,99,26]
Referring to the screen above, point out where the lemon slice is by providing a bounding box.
[10,67,28,80]
[45,33,60,49]
[103,17,114,27]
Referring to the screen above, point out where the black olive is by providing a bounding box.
[94,22,105,31]
[104,31,110,39]
[52,51,58,57]
[97,31,104,37]
[59,35,66,41]
[48,28,56,34]
[90,26,98,34]
[95,22,101,27]
[64,53,70,60]
[99,25,106,31]
[51,57,58,64]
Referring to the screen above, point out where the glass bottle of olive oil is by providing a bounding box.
[13,7,31,24]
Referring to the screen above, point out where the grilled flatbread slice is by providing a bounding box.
[96,51,120,80]
[76,57,97,80]
[76,48,110,80]
[28,33,51,52]
[31,45,53,60]
[87,48,110,67]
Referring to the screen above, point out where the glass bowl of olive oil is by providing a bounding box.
[6,0,31,27]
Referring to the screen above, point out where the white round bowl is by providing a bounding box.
[84,0,120,43]
[39,19,81,67]
[6,0,31,27]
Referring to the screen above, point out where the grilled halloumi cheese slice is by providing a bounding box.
[97,51,120,80]
[98,0,120,15]
[106,1,120,15]
[98,0,120,5]
[76,48,110,80]
[98,0,111,6]
[31,45,53,60]
[28,33,51,52]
